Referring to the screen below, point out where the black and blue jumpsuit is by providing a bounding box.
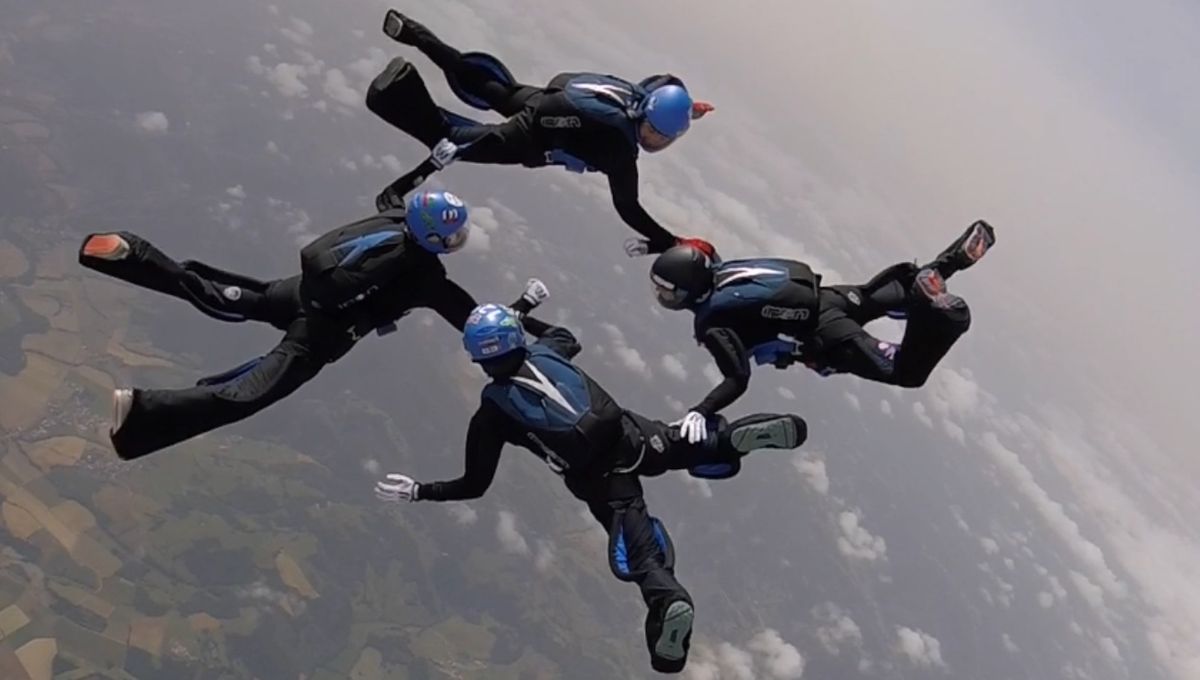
[690,257,972,416]
[414,320,789,673]
[366,21,683,252]
[78,213,478,459]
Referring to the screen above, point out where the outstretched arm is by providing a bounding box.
[427,278,480,330]
[608,163,677,254]
[691,327,752,416]
[414,409,504,502]
[375,141,460,211]
[505,278,579,357]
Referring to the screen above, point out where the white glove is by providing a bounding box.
[521,278,550,307]
[430,138,459,169]
[623,237,651,258]
[375,473,420,503]
[674,411,709,444]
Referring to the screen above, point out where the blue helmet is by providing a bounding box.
[406,191,470,254]
[638,84,693,152]
[463,303,526,362]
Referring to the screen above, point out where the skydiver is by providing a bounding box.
[366,9,718,258]
[373,296,808,674]
[645,221,996,434]
[78,191,533,459]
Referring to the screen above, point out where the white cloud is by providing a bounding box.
[714,642,755,680]
[793,454,830,495]
[361,458,380,475]
[600,323,648,376]
[496,510,530,556]
[258,61,310,98]
[843,392,860,412]
[777,386,797,400]
[895,626,947,670]
[463,224,491,253]
[981,432,1126,605]
[322,67,360,108]
[942,418,966,445]
[534,540,555,573]
[1049,574,1068,599]
[135,111,169,134]
[380,154,404,174]
[880,399,893,416]
[813,602,863,655]
[1002,633,1020,654]
[979,587,994,607]
[702,362,723,386]
[339,158,359,172]
[746,629,805,679]
[239,581,307,616]
[979,537,1000,555]
[264,195,312,244]
[293,49,325,76]
[928,367,981,418]
[837,510,887,561]
[280,16,315,45]
[1099,636,1123,663]
[951,506,971,533]
[686,629,805,680]
[347,47,389,81]
[447,504,478,526]
[661,354,689,382]
[1069,570,1106,610]
[470,206,499,232]
[1038,591,1055,608]
[913,401,934,428]
[226,185,246,200]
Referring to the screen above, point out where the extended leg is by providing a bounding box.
[623,412,806,481]
[383,11,540,115]
[365,57,450,148]
[565,474,693,674]
[821,291,970,388]
[923,219,996,280]
[376,116,540,208]
[827,220,995,325]
[79,231,285,325]
[109,315,348,459]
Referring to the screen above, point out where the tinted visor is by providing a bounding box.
[439,228,469,253]
[638,120,677,153]
[651,275,689,309]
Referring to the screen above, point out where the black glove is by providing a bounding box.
[376,186,404,213]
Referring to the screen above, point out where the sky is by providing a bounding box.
[12,0,1196,677]
[219,0,1200,676]
[611,0,1200,456]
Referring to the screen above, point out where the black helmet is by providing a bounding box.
[650,244,715,310]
